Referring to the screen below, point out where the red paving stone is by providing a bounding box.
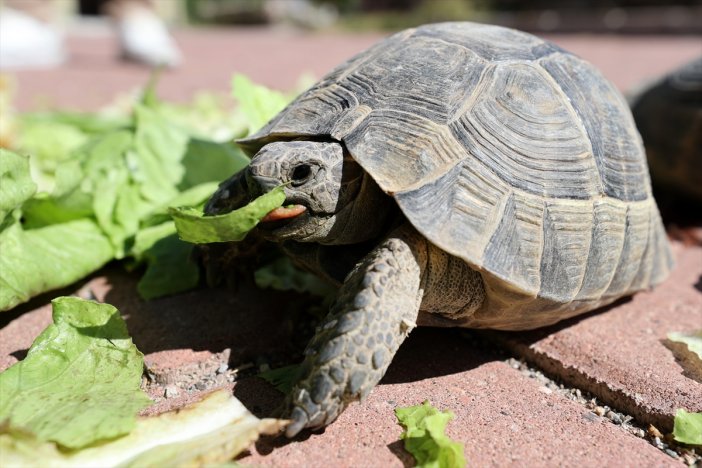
[494,242,702,433]
[238,330,677,467]
[2,25,702,466]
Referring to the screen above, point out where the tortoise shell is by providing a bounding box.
[240,22,673,330]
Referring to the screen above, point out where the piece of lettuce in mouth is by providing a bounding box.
[169,185,286,244]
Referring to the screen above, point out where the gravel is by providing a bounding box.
[505,357,701,465]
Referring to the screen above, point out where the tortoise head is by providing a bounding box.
[205,140,395,244]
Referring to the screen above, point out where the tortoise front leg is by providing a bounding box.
[284,227,425,437]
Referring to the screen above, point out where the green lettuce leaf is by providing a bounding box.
[133,223,200,300]
[15,118,89,192]
[0,297,152,449]
[0,220,113,311]
[130,182,222,300]
[132,104,188,204]
[179,138,249,190]
[395,401,466,468]
[673,409,702,445]
[0,150,36,223]
[169,186,285,244]
[232,74,290,135]
[255,256,336,298]
[0,390,285,468]
[4,74,297,309]
[258,364,303,394]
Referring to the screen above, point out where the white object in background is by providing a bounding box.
[0,8,66,69]
[115,4,182,68]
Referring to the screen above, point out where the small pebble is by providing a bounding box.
[194,381,208,391]
[216,363,228,374]
[664,449,678,459]
[164,385,179,398]
[648,425,664,439]
[633,428,645,438]
[606,411,622,425]
[594,406,606,416]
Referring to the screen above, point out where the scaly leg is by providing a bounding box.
[284,226,425,437]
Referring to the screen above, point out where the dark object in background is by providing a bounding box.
[78,0,111,16]
[632,58,702,211]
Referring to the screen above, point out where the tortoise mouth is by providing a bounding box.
[257,210,314,237]
[260,204,307,223]
[257,200,311,235]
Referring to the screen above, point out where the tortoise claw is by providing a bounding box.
[285,406,309,438]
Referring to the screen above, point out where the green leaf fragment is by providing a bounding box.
[0,297,152,449]
[132,105,187,204]
[255,256,336,297]
[0,219,113,311]
[395,401,466,468]
[258,364,303,394]
[178,138,250,191]
[169,186,286,244]
[673,409,702,446]
[134,224,200,300]
[232,74,290,135]
[0,149,37,223]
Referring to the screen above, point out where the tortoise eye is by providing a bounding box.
[291,164,312,184]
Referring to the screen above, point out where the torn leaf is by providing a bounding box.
[395,401,466,468]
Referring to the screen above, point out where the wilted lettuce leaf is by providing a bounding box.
[0,390,285,468]
[673,409,702,445]
[169,186,285,244]
[232,74,290,135]
[0,150,36,223]
[395,401,466,468]
[0,220,113,311]
[0,297,152,449]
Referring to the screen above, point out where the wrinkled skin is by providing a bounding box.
[205,140,484,437]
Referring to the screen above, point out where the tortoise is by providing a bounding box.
[631,57,702,205]
[205,22,674,437]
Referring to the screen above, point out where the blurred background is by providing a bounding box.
[1,0,700,111]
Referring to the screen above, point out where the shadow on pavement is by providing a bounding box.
[102,266,313,366]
